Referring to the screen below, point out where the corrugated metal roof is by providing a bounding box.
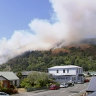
[87,76,96,92]
[21,71,42,76]
[21,71,33,76]
[48,65,81,69]
[88,92,96,96]
[0,72,19,80]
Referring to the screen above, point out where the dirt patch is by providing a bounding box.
[17,88,26,93]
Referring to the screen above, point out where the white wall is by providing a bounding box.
[48,68,77,75]
[76,68,83,75]
[48,67,83,83]
[0,76,6,80]
[11,79,19,87]
[17,80,20,87]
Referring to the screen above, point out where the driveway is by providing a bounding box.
[11,83,88,96]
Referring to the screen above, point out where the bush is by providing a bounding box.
[21,72,56,89]
[0,87,18,95]
[12,89,18,94]
[20,78,31,88]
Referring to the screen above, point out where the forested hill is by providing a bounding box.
[0,43,96,72]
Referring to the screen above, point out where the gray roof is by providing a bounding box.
[21,71,44,76]
[21,71,34,76]
[48,65,81,69]
[88,92,96,96]
[87,76,96,92]
[0,72,19,80]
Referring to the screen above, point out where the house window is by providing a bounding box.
[15,80,17,86]
[10,81,13,85]
[63,69,65,73]
[57,70,59,73]
[67,69,69,73]
[58,76,60,79]
[72,77,76,81]
[63,77,65,79]
[78,76,81,80]
[66,77,68,79]
[3,82,8,88]
[74,77,76,80]
[77,69,78,73]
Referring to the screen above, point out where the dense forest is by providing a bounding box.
[0,44,96,72]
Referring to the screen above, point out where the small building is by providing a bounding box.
[0,72,19,88]
[48,65,84,83]
[88,72,96,76]
[86,76,96,95]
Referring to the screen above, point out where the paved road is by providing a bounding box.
[11,83,88,96]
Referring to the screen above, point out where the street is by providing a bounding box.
[11,83,88,96]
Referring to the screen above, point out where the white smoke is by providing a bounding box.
[0,0,96,64]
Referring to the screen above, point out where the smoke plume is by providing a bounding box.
[0,0,96,64]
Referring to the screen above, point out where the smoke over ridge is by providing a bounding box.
[0,0,96,64]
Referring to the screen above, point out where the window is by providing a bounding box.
[10,81,13,85]
[74,77,76,80]
[77,69,78,73]
[78,76,81,80]
[15,80,17,86]
[67,69,69,73]
[57,70,59,73]
[66,77,68,79]
[63,77,65,79]
[63,69,65,73]
[79,69,81,73]
[72,77,76,81]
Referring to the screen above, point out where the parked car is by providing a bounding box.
[77,81,84,84]
[0,92,9,96]
[49,84,60,90]
[84,79,90,83]
[60,83,68,88]
[67,81,74,86]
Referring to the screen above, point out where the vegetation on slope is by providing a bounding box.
[0,44,96,72]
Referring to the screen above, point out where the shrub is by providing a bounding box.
[12,89,18,94]
[0,87,18,94]
[21,72,56,89]
[20,78,31,88]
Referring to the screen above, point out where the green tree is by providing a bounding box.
[16,71,22,79]
[21,72,52,88]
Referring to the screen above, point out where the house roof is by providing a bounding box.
[0,72,19,81]
[86,76,96,92]
[21,71,33,76]
[48,65,81,69]
[21,71,41,76]
[88,92,96,96]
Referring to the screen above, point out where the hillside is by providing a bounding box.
[0,43,96,72]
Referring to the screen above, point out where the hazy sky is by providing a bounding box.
[0,0,52,39]
[0,0,96,64]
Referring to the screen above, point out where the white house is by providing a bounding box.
[48,65,84,83]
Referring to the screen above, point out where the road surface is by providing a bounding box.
[11,83,88,96]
